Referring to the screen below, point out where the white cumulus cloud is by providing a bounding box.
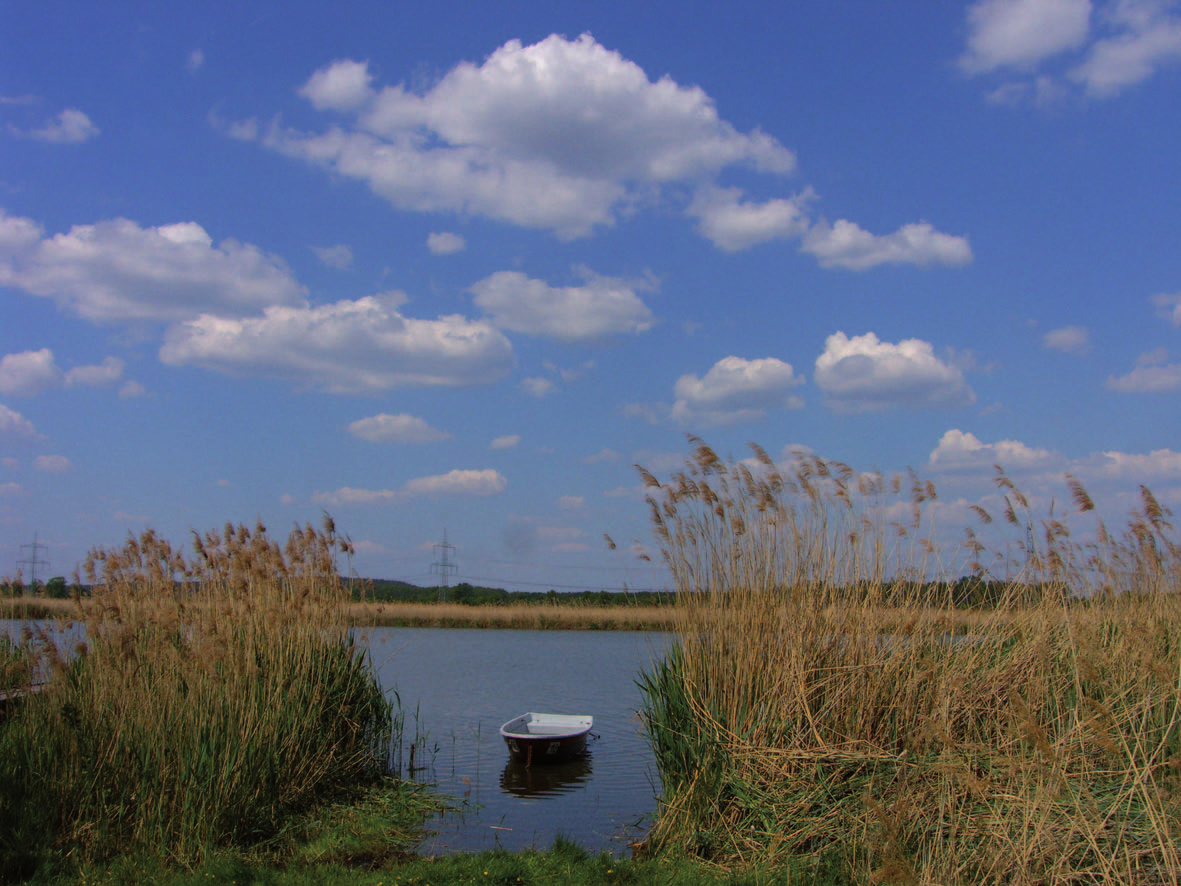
[802,220,973,271]
[0,403,40,440]
[961,0,1181,99]
[23,108,100,144]
[929,428,1058,470]
[672,355,805,426]
[1070,1,1181,95]
[1106,347,1181,392]
[299,58,376,110]
[348,413,451,443]
[427,232,466,255]
[1093,448,1181,479]
[249,34,795,239]
[312,468,506,506]
[490,434,521,449]
[470,267,655,341]
[160,293,514,393]
[0,349,125,395]
[0,210,306,323]
[0,349,61,396]
[814,332,976,411]
[961,0,1093,73]
[687,187,813,252]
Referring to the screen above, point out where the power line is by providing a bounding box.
[430,529,458,601]
[17,531,49,589]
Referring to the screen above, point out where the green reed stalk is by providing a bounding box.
[0,517,397,875]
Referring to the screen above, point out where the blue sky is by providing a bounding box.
[2,0,1180,592]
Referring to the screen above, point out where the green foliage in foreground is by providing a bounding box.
[24,838,851,886]
[0,521,398,880]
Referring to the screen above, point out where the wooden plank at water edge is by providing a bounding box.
[0,683,48,719]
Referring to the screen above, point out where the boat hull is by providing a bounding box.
[500,712,593,766]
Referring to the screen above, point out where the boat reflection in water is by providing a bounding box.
[500,753,593,798]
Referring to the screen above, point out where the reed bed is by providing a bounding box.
[0,517,396,876]
[638,439,1181,885]
[347,600,680,631]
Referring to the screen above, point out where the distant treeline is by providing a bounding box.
[352,576,1048,609]
[354,579,677,607]
[0,575,1059,609]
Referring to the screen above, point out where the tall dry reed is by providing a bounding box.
[639,439,1181,885]
[0,517,395,875]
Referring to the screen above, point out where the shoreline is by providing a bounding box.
[0,596,680,631]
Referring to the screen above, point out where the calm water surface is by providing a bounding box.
[360,627,672,855]
[3,620,673,856]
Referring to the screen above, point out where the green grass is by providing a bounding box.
[23,837,854,886]
[0,519,402,879]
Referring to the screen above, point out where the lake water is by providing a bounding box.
[4,620,674,857]
[361,627,673,856]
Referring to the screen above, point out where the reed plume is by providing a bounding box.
[0,517,395,872]
[639,441,1181,884]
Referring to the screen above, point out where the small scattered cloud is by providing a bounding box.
[558,495,584,509]
[17,108,100,144]
[520,377,557,398]
[311,244,354,269]
[33,454,71,474]
[687,186,970,269]
[187,49,205,73]
[66,357,125,388]
[584,448,621,464]
[814,331,976,411]
[1070,2,1181,97]
[929,428,1058,471]
[298,58,375,111]
[1091,447,1181,480]
[1042,324,1091,353]
[960,0,1092,74]
[801,220,972,271]
[1106,348,1181,392]
[119,380,148,399]
[313,467,506,506]
[0,403,40,441]
[490,434,520,449]
[0,349,60,396]
[687,186,813,252]
[672,355,805,426]
[427,232,466,255]
[0,349,125,395]
[348,413,451,443]
[620,402,667,424]
[471,267,655,342]
[961,0,1181,102]
[1152,292,1181,325]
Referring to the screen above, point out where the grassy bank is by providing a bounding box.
[0,518,401,880]
[25,837,849,886]
[639,441,1181,885]
[345,600,680,631]
[5,594,1023,634]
